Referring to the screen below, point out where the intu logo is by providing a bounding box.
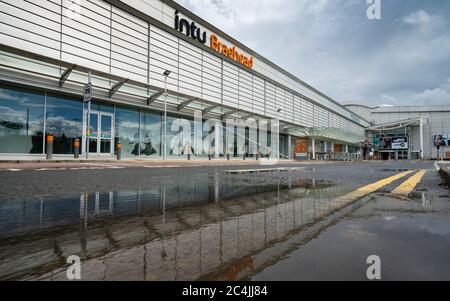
[175,10,207,44]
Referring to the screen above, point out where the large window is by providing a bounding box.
[166,115,194,157]
[0,86,44,154]
[45,95,83,154]
[140,111,161,157]
[115,107,140,157]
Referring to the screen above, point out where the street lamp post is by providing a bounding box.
[276,109,282,160]
[163,70,171,160]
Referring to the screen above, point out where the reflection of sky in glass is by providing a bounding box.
[115,108,140,156]
[46,96,82,138]
[0,87,44,136]
[141,111,161,156]
[0,86,44,153]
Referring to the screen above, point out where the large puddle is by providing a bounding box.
[0,170,352,281]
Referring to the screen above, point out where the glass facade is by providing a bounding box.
[0,85,44,154]
[45,95,83,154]
[115,107,140,157]
[166,115,194,157]
[0,84,291,159]
[140,111,161,157]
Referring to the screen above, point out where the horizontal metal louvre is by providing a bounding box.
[252,76,265,115]
[150,25,178,90]
[238,69,252,111]
[265,81,276,118]
[201,51,221,103]
[111,6,148,82]
[293,95,302,125]
[0,0,61,58]
[222,61,238,108]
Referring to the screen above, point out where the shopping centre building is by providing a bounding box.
[2,0,447,161]
[345,104,450,160]
[0,0,372,160]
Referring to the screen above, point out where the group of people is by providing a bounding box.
[360,139,375,161]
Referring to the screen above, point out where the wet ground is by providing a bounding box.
[0,161,448,280]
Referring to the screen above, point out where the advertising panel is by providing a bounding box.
[433,135,448,146]
[391,137,408,150]
[379,137,408,150]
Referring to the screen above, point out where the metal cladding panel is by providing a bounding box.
[149,25,178,90]
[293,94,302,125]
[61,0,111,73]
[265,81,276,118]
[178,40,202,97]
[238,69,252,111]
[252,76,265,115]
[274,86,284,119]
[317,106,329,128]
[410,126,420,152]
[300,98,313,127]
[0,0,61,59]
[222,61,239,108]
[201,51,221,103]
[111,7,148,82]
[313,105,320,128]
[285,91,294,123]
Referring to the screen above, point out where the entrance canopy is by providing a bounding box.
[288,127,364,146]
[366,118,421,132]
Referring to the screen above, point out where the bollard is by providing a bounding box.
[187,154,191,161]
[74,139,80,159]
[243,154,246,161]
[227,153,230,161]
[116,143,122,160]
[46,135,53,160]
[208,154,211,161]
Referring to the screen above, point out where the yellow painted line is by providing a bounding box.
[391,170,427,196]
[335,170,416,206]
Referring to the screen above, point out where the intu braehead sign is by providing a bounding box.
[174,11,254,69]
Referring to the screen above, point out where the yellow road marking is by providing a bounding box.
[335,170,416,206]
[391,170,427,196]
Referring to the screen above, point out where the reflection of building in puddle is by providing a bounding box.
[0,174,348,281]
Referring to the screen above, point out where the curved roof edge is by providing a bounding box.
[343,103,379,110]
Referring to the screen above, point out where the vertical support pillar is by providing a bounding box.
[288,135,292,160]
[312,138,316,160]
[214,122,220,158]
[419,117,424,160]
[345,145,349,153]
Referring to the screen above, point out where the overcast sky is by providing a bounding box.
[175,0,450,107]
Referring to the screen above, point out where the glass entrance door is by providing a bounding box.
[84,111,114,155]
